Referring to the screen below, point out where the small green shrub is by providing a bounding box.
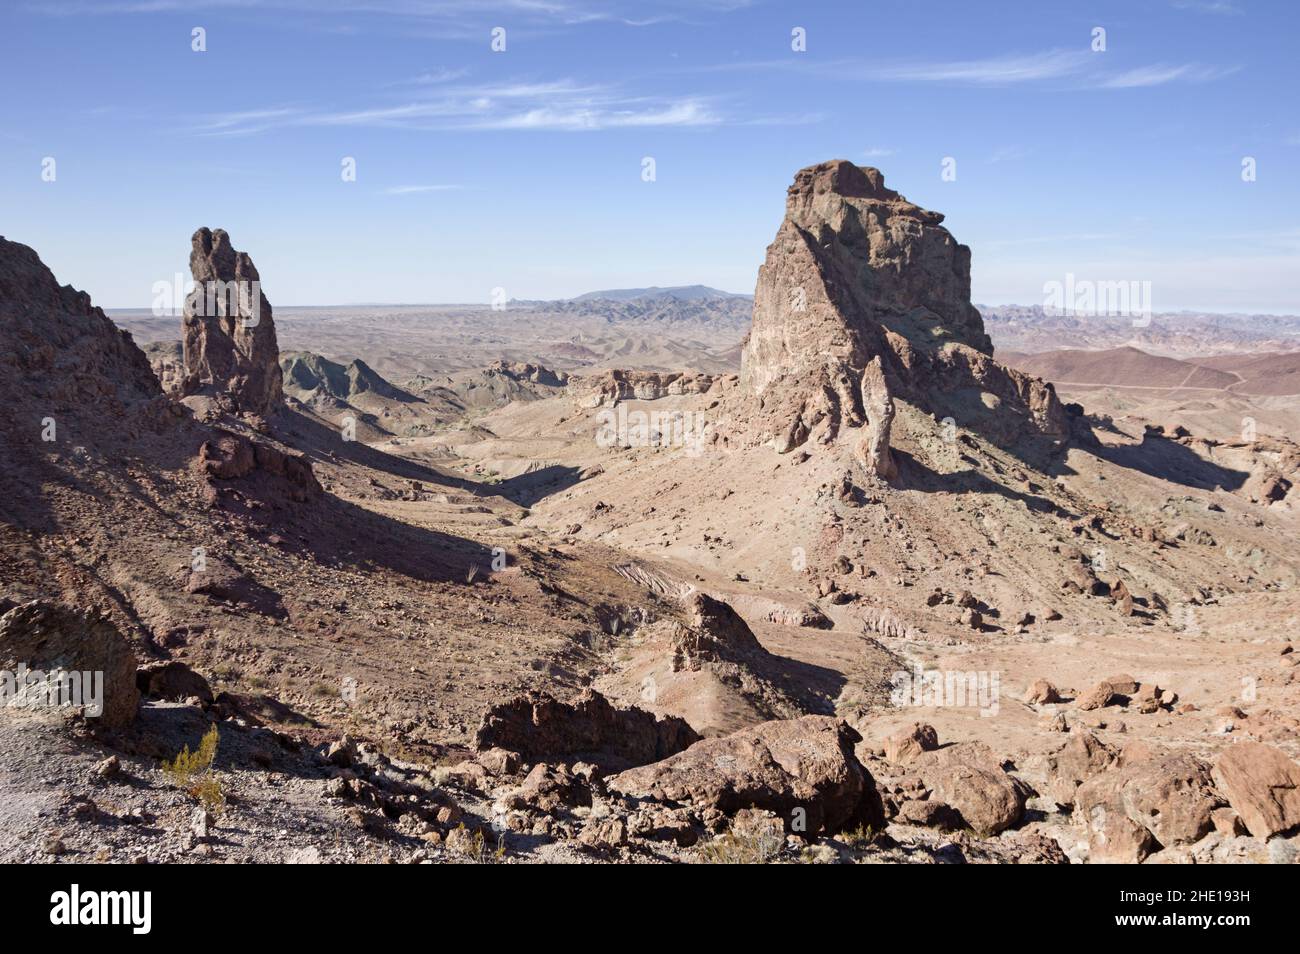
[163,724,225,815]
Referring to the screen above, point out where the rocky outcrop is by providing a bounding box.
[0,600,140,728]
[282,352,415,404]
[194,429,322,504]
[595,592,806,736]
[472,689,700,772]
[740,160,1066,455]
[0,236,162,437]
[671,591,766,665]
[579,369,716,407]
[485,360,568,389]
[607,716,884,836]
[181,228,283,417]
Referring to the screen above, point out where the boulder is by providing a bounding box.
[677,591,766,662]
[1211,742,1300,838]
[895,798,963,831]
[910,742,1027,836]
[1103,673,1141,696]
[476,748,522,777]
[473,689,700,772]
[883,722,939,764]
[577,815,628,849]
[1111,581,1135,616]
[1039,730,1116,807]
[195,430,322,503]
[607,716,883,837]
[499,763,592,813]
[0,600,139,728]
[1076,680,1123,711]
[1073,753,1221,862]
[1024,678,1062,705]
[856,356,897,479]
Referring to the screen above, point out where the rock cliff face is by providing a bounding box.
[0,235,162,434]
[181,228,283,417]
[741,160,1066,458]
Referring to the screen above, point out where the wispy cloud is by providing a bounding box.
[382,184,463,195]
[1171,0,1244,14]
[394,68,472,86]
[867,49,1089,85]
[863,147,895,158]
[987,144,1029,163]
[1097,63,1240,88]
[196,106,302,136]
[684,47,1240,94]
[193,78,722,134]
[28,0,754,27]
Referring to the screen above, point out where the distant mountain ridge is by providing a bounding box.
[571,285,749,302]
[509,286,753,329]
[1002,345,1300,396]
[980,304,1300,357]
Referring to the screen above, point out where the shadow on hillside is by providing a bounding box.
[276,406,486,495]
[892,450,1078,519]
[245,487,498,585]
[1078,431,1249,492]
[756,653,846,717]
[495,463,587,507]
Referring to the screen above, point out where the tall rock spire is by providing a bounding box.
[741,160,1065,457]
[181,228,283,417]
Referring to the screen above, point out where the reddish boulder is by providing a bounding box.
[911,742,1028,836]
[1074,753,1221,863]
[607,716,883,837]
[1211,741,1300,839]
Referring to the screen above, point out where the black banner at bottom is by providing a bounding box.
[11,862,1283,940]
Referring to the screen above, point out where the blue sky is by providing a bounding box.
[1,0,1296,311]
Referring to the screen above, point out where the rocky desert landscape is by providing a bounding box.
[3,157,1298,868]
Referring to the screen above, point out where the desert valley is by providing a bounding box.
[3,158,1299,868]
